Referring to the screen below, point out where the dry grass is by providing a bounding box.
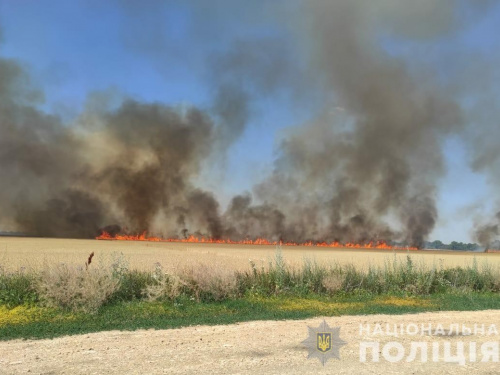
[1,247,499,313]
[1,237,499,273]
[36,260,119,314]
[181,263,238,301]
[142,263,185,302]
[321,273,344,294]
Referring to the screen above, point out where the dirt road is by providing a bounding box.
[1,310,499,374]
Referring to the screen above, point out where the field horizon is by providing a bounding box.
[1,237,499,273]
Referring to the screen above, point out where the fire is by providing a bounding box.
[95,231,418,250]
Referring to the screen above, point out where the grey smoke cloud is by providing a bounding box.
[249,0,468,247]
[0,1,496,248]
[474,214,500,248]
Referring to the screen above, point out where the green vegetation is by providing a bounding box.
[426,240,480,251]
[1,293,500,341]
[0,269,39,307]
[0,249,499,340]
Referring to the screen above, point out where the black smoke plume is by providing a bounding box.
[474,212,500,249]
[0,1,495,248]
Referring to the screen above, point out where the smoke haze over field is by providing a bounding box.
[0,1,499,248]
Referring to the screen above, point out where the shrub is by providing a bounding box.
[0,268,39,307]
[3,250,500,312]
[106,252,159,302]
[183,263,238,302]
[36,262,119,314]
[322,272,344,295]
[142,263,185,302]
[111,270,156,302]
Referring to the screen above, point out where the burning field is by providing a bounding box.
[96,231,419,250]
[1,237,498,273]
[1,1,500,251]
[3,3,500,374]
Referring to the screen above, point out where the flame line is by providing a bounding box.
[96,231,418,250]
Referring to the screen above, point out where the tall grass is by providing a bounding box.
[1,248,499,313]
[0,267,38,307]
[36,262,119,314]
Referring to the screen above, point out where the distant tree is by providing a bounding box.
[427,240,478,251]
[430,240,444,249]
[466,243,479,251]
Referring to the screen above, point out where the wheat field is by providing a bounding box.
[1,237,499,273]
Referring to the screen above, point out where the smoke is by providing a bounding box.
[474,212,500,248]
[463,50,500,247]
[0,1,496,247]
[0,48,283,239]
[0,76,218,237]
[210,38,300,151]
[223,194,285,241]
[249,0,467,247]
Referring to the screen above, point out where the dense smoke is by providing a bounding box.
[253,1,465,247]
[0,76,218,237]
[465,46,500,248]
[0,1,496,247]
[474,212,500,249]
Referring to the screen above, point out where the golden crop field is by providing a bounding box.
[1,237,499,273]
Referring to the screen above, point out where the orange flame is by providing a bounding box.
[95,231,418,250]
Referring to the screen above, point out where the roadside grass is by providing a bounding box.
[1,248,499,340]
[1,291,500,341]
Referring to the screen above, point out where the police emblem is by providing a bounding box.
[317,332,331,352]
[302,320,346,366]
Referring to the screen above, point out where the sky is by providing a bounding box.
[1,0,499,243]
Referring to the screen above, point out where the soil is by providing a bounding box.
[1,310,499,374]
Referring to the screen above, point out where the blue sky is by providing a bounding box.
[1,1,499,243]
